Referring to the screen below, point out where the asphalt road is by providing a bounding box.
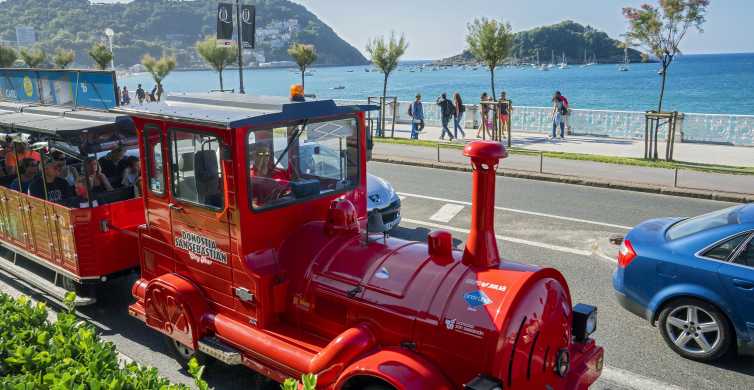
[0,160,751,389]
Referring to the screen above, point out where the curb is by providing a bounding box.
[372,156,753,203]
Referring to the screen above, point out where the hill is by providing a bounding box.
[437,21,645,65]
[0,0,369,68]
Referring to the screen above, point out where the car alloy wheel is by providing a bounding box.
[658,298,732,362]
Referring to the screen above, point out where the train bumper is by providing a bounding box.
[565,339,604,390]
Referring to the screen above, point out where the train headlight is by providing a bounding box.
[555,348,570,377]
[572,303,597,343]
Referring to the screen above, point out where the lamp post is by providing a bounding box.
[104,28,115,69]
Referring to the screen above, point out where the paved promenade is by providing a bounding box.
[379,123,754,167]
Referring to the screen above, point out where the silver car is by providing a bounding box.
[366,174,401,232]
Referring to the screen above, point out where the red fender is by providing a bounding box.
[142,273,211,349]
[334,348,454,390]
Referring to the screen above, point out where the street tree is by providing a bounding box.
[288,43,317,91]
[19,47,47,68]
[195,37,237,91]
[141,54,176,101]
[366,32,408,136]
[0,45,17,68]
[623,0,709,112]
[466,18,514,98]
[89,42,113,70]
[52,48,75,69]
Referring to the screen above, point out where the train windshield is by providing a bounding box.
[248,117,359,209]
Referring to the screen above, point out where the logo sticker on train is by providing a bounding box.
[174,231,228,265]
[464,290,493,311]
[465,278,507,292]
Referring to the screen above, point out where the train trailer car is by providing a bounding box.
[0,103,145,305]
[117,93,604,390]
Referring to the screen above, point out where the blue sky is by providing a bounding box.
[96,0,752,59]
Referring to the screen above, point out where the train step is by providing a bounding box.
[0,253,95,306]
[198,336,243,365]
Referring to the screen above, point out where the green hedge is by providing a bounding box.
[0,292,208,389]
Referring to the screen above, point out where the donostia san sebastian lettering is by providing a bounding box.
[174,231,228,264]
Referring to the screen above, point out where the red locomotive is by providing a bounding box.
[120,94,603,389]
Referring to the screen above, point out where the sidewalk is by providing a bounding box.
[372,142,754,202]
[378,123,754,168]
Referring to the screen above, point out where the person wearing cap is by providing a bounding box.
[28,156,73,204]
[290,84,305,102]
[408,94,424,140]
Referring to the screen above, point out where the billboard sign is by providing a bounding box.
[0,69,118,110]
[241,5,256,49]
[217,3,234,47]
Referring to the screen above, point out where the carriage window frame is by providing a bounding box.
[168,127,226,211]
[143,124,165,197]
[246,115,361,213]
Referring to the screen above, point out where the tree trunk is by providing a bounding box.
[657,64,668,113]
[490,67,496,99]
[301,69,305,91]
[383,73,389,137]
[219,70,224,91]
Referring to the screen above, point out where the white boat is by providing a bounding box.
[558,52,568,69]
[618,45,630,72]
[332,85,345,90]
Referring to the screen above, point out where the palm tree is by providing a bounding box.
[195,37,237,91]
[89,42,113,70]
[366,32,408,137]
[0,45,17,68]
[19,47,47,68]
[52,48,75,69]
[141,54,176,101]
[288,43,317,91]
[466,18,514,98]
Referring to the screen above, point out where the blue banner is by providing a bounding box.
[0,69,118,110]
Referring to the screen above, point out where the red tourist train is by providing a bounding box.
[0,93,603,389]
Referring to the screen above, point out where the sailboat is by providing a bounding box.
[580,48,590,68]
[618,46,629,72]
[548,50,555,69]
[558,52,568,69]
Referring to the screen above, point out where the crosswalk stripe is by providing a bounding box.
[429,204,465,223]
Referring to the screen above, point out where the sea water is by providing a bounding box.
[122,53,754,115]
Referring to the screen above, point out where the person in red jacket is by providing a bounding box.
[557,91,571,134]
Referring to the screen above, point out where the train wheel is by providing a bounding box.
[163,335,211,368]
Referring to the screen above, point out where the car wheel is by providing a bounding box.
[658,298,732,362]
[164,336,211,368]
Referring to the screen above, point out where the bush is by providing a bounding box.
[0,292,209,389]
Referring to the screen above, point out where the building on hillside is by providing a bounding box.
[15,26,36,47]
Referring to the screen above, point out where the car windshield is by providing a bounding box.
[667,206,742,241]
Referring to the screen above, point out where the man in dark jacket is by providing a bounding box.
[436,93,455,140]
[28,158,73,205]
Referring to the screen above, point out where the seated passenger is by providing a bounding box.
[4,141,41,175]
[67,176,98,208]
[28,158,73,204]
[98,146,125,179]
[84,157,114,194]
[7,158,39,193]
[51,150,78,187]
[120,156,140,189]
[250,144,291,207]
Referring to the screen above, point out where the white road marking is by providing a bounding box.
[403,218,594,257]
[398,192,632,230]
[601,365,686,390]
[429,204,465,223]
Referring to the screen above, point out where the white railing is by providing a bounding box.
[337,99,754,146]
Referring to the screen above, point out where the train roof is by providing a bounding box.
[111,92,378,129]
[0,100,130,138]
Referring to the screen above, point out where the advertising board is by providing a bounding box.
[0,69,118,110]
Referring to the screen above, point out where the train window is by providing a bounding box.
[144,125,164,195]
[169,129,224,210]
[248,117,359,210]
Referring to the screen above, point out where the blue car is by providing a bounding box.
[613,203,754,362]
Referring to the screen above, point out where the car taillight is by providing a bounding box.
[618,239,637,268]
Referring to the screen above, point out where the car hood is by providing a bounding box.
[366,174,396,211]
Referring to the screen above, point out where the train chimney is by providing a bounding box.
[462,141,508,268]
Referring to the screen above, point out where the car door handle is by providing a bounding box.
[732,279,754,290]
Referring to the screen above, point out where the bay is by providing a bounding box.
[122,53,754,115]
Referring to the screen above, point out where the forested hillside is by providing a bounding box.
[0,0,368,68]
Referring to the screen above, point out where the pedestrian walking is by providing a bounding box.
[476,92,491,138]
[135,84,146,104]
[149,85,158,102]
[558,92,571,133]
[408,94,424,140]
[497,91,511,138]
[437,93,455,140]
[121,86,131,105]
[453,92,466,139]
[551,91,567,139]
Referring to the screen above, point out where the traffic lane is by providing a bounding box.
[399,195,624,257]
[393,221,754,390]
[369,161,735,228]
